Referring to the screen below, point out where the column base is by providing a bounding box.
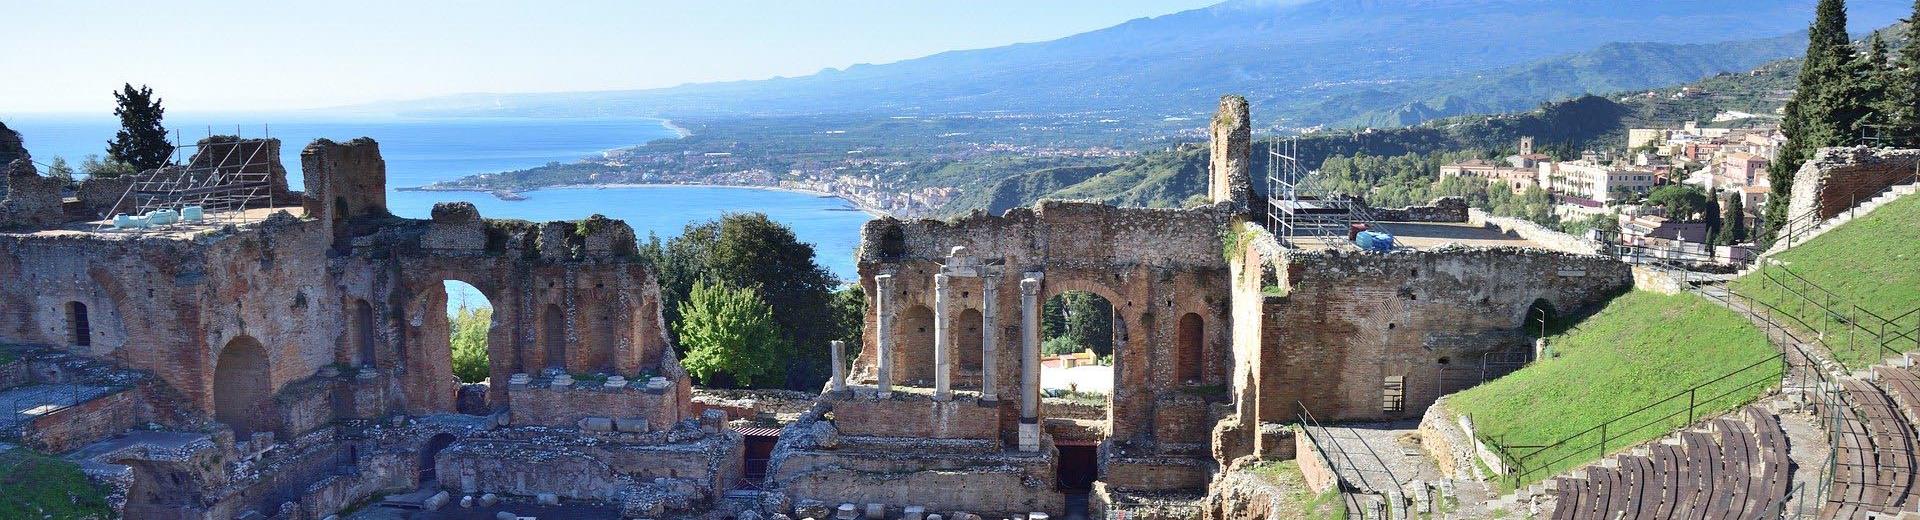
[1018,421,1042,452]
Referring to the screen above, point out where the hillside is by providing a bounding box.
[365,0,1911,128]
[1730,193,1920,369]
[1448,291,1778,487]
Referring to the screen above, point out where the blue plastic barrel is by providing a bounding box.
[1355,230,1395,252]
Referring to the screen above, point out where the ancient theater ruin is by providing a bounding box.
[10,94,1904,519]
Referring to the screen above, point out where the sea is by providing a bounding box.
[4,113,874,306]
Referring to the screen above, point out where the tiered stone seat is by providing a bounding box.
[1547,405,1793,520]
[1818,367,1920,518]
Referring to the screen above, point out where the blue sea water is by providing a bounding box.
[3,113,873,293]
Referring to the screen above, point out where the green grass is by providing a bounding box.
[1731,193,1920,368]
[0,449,112,519]
[1249,460,1350,520]
[1449,290,1778,487]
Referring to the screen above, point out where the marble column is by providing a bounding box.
[980,274,1000,401]
[933,273,953,401]
[1019,276,1042,452]
[829,340,847,394]
[874,274,894,397]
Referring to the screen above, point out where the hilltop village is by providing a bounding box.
[4,90,1920,520]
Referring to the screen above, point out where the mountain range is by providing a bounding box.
[367,0,1912,129]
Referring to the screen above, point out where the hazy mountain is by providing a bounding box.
[368,0,1909,127]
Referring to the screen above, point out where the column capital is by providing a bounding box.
[1020,277,1041,296]
[934,273,951,289]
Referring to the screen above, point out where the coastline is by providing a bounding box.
[658,119,692,138]
[405,182,892,218]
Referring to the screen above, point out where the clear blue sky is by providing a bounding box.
[0,0,1222,113]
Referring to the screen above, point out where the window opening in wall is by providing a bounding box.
[1382,376,1405,413]
[447,281,493,385]
[1176,313,1203,383]
[67,301,91,347]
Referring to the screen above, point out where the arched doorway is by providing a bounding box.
[899,305,935,384]
[214,336,270,438]
[1524,298,1557,338]
[418,433,456,486]
[956,308,984,372]
[351,299,375,366]
[543,304,567,371]
[446,281,492,385]
[1176,313,1203,384]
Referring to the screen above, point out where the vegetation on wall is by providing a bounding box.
[0,449,112,520]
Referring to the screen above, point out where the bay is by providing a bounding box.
[4,113,873,305]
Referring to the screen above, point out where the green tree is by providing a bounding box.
[639,213,838,390]
[105,83,172,174]
[1648,185,1712,221]
[1771,0,1870,237]
[449,305,491,383]
[1042,292,1113,356]
[44,157,75,185]
[1859,34,1895,134]
[675,279,788,388]
[829,285,866,363]
[80,154,135,178]
[1717,194,1749,245]
[1886,1,1920,146]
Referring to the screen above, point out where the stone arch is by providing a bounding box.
[543,303,567,371]
[66,301,91,348]
[351,299,375,366]
[213,336,270,438]
[956,307,984,371]
[1523,298,1556,338]
[898,305,936,384]
[1176,312,1203,384]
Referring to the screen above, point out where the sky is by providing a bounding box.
[0,0,1222,114]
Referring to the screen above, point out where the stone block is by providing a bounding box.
[616,417,651,433]
[423,491,450,511]
[460,495,473,508]
[836,503,859,520]
[903,505,926,520]
[795,499,830,519]
[537,493,560,506]
[496,512,517,520]
[580,416,614,432]
[480,493,499,507]
[864,503,885,519]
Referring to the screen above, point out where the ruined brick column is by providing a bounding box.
[1209,94,1252,208]
[1019,276,1042,452]
[933,273,953,401]
[875,274,895,397]
[980,273,1000,401]
[830,340,847,395]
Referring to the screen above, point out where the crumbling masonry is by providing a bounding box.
[0,96,1645,520]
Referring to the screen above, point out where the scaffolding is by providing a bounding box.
[1265,138,1376,249]
[98,127,280,232]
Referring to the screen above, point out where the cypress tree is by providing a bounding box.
[105,83,173,174]
[1888,1,1920,146]
[1718,194,1748,245]
[1769,0,1866,239]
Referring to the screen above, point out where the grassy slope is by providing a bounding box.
[1449,291,1777,485]
[0,449,113,519]
[1729,193,1920,368]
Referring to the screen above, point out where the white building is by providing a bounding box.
[1538,161,1657,203]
